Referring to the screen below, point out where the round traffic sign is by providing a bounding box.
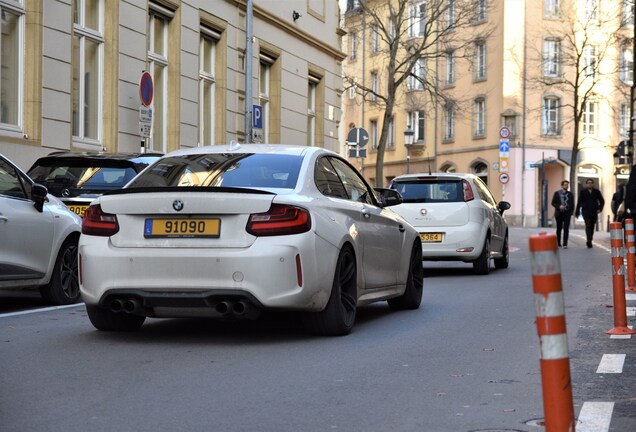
[346,127,369,147]
[139,71,154,107]
[499,127,511,139]
[499,172,510,184]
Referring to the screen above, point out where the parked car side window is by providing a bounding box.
[0,159,27,199]
[327,157,376,205]
[473,177,497,207]
[314,157,348,199]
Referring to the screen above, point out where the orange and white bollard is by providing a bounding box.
[608,222,636,335]
[625,218,636,292]
[529,233,575,432]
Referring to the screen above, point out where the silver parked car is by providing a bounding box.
[79,144,423,335]
[0,154,82,304]
[388,172,510,275]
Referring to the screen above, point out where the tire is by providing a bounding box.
[302,247,357,336]
[388,241,424,310]
[473,237,491,275]
[86,305,146,331]
[494,233,509,269]
[40,238,80,305]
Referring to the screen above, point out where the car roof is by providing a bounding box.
[392,172,478,182]
[164,143,337,158]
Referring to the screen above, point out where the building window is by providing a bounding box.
[370,71,379,101]
[199,27,219,147]
[409,57,426,90]
[503,115,518,138]
[543,39,561,77]
[408,111,426,142]
[473,162,488,185]
[387,116,395,149]
[542,97,560,135]
[73,0,104,143]
[582,101,597,136]
[621,46,633,84]
[370,120,378,150]
[583,0,598,22]
[475,0,487,22]
[545,0,561,18]
[620,103,630,138]
[0,4,23,127]
[371,25,380,53]
[443,105,455,140]
[259,54,273,143]
[307,74,320,147]
[473,98,486,137]
[440,163,456,173]
[348,83,356,100]
[623,0,634,26]
[350,32,357,60]
[475,40,486,81]
[583,45,597,78]
[148,4,172,152]
[409,1,426,38]
[445,50,455,85]
[446,0,456,29]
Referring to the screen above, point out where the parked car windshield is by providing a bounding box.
[127,153,303,189]
[390,179,463,203]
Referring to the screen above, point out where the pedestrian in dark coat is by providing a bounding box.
[551,180,574,248]
[575,179,605,248]
[611,184,625,222]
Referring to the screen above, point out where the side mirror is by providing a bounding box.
[32,183,48,212]
[375,188,403,207]
[498,201,511,215]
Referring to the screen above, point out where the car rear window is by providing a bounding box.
[390,179,463,203]
[28,162,140,195]
[127,153,302,190]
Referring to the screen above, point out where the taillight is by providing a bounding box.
[462,180,475,202]
[82,204,119,236]
[246,204,311,236]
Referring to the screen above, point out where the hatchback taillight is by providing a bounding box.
[246,204,311,236]
[462,180,475,202]
[82,204,119,236]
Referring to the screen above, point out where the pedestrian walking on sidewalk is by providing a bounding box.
[551,180,574,248]
[575,179,605,248]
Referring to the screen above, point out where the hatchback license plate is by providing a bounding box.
[420,233,442,242]
[144,218,220,238]
[68,205,88,218]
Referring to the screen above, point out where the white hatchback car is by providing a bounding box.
[79,144,423,335]
[388,173,510,275]
[0,154,82,304]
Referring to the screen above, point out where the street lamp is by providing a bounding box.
[404,125,414,174]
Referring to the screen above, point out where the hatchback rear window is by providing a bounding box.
[28,163,139,195]
[128,153,302,190]
[390,180,463,203]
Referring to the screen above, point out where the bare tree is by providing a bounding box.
[525,1,627,188]
[343,0,492,186]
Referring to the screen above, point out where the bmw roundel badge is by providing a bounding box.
[173,200,184,211]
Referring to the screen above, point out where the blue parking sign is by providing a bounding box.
[253,104,263,129]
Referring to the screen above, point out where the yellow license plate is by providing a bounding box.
[420,233,443,242]
[68,205,89,217]
[144,218,221,238]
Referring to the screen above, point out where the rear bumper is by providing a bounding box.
[417,223,484,261]
[79,234,336,314]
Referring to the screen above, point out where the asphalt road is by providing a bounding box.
[0,227,634,432]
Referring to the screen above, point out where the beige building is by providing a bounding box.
[342,0,633,227]
[0,0,345,170]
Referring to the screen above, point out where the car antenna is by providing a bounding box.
[427,151,432,175]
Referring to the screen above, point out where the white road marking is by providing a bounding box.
[626,293,636,301]
[627,307,636,317]
[577,402,614,432]
[596,354,626,374]
[0,303,83,318]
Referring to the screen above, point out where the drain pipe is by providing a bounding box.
[244,0,254,142]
